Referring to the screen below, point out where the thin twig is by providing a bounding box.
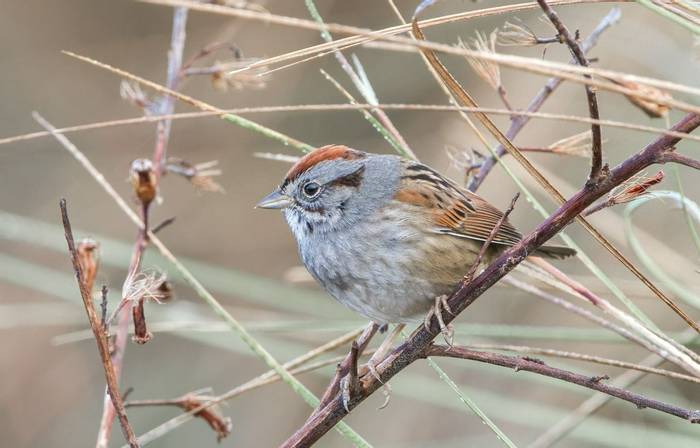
[13,101,700,148]
[528,328,699,448]
[153,7,188,178]
[528,257,700,375]
[465,343,700,384]
[465,194,519,282]
[537,0,604,184]
[145,0,700,114]
[504,276,686,369]
[62,51,314,153]
[59,199,139,448]
[659,151,700,170]
[315,322,379,412]
[426,345,700,422]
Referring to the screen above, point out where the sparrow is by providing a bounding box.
[258,145,575,325]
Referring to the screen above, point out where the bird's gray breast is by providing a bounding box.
[297,206,440,323]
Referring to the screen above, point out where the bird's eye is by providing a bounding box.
[302,181,321,198]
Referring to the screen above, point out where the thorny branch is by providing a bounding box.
[280,112,700,446]
[60,200,140,448]
[537,0,605,184]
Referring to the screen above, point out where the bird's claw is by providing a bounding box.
[367,361,392,409]
[424,295,455,346]
[340,375,352,413]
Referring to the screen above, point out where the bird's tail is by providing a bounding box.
[533,244,577,259]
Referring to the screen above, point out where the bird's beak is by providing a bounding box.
[256,189,292,209]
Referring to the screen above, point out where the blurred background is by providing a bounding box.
[1,0,699,447]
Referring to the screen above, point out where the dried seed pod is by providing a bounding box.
[460,30,501,91]
[548,131,595,157]
[130,159,157,206]
[119,81,154,112]
[497,20,541,47]
[178,393,233,441]
[77,239,100,292]
[610,79,671,118]
[165,157,224,193]
[131,300,152,345]
[123,270,169,304]
[609,170,665,205]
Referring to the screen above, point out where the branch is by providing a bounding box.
[425,345,700,421]
[467,8,620,191]
[280,112,700,447]
[153,7,188,178]
[465,193,519,281]
[537,0,605,184]
[59,200,139,448]
[659,151,700,170]
[463,343,700,384]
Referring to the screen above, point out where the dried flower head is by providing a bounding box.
[165,157,224,193]
[129,159,157,205]
[123,270,169,304]
[609,170,665,205]
[210,58,269,92]
[120,81,155,113]
[547,131,595,157]
[178,393,233,441]
[497,20,541,47]
[609,79,672,118]
[77,239,100,292]
[460,30,501,91]
[123,270,170,345]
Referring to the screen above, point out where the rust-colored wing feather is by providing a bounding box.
[394,160,575,259]
[395,160,522,246]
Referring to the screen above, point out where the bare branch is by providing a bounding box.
[59,200,139,448]
[659,151,700,170]
[537,0,605,184]
[426,345,700,421]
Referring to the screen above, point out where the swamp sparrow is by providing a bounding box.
[258,145,575,324]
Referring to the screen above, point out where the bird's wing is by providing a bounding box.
[393,160,523,247]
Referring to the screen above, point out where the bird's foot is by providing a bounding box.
[424,295,454,346]
[363,323,405,409]
[340,341,361,413]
